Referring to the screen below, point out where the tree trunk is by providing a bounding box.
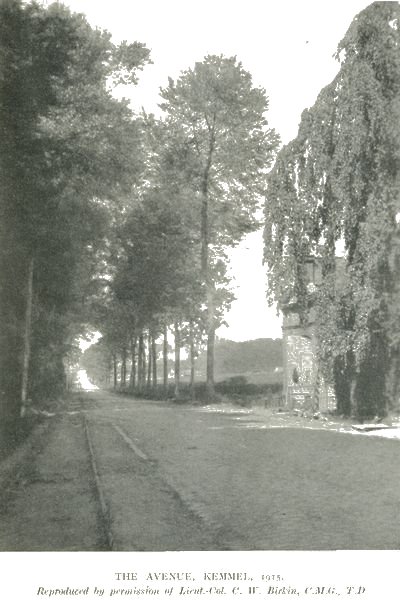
[206,327,216,399]
[200,120,216,401]
[141,333,147,389]
[333,355,352,417]
[202,210,217,400]
[20,257,34,417]
[147,331,152,390]
[387,347,400,413]
[105,358,111,386]
[121,345,127,389]
[151,333,157,390]
[138,333,144,392]
[350,376,357,419]
[206,285,216,399]
[129,335,137,390]
[189,321,196,401]
[113,353,117,389]
[163,323,168,399]
[174,322,181,399]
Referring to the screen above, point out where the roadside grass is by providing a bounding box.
[0,416,39,461]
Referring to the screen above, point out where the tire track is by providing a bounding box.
[83,415,114,550]
[82,414,228,551]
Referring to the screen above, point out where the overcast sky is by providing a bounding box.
[62,0,371,341]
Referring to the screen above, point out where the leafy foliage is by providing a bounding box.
[264,1,400,417]
[0,0,149,416]
[159,55,279,396]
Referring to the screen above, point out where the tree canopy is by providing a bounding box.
[0,0,150,419]
[159,55,279,396]
[264,1,400,417]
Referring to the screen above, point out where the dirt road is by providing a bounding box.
[0,390,399,551]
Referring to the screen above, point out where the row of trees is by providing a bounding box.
[0,0,150,422]
[264,1,400,418]
[1,0,279,422]
[81,337,283,394]
[3,0,397,422]
[86,58,279,399]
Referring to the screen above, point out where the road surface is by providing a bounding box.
[0,389,399,551]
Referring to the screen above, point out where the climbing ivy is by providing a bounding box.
[264,2,400,417]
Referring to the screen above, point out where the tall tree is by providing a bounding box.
[0,0,150,421]
[264,1,400,418]
[159,55,279,398]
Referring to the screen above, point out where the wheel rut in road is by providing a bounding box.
[84,414,229,551]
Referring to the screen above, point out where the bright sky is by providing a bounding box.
[62,0,371,341]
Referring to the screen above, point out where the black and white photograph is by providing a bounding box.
[0,0,399,598]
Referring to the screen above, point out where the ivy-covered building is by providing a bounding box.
[281,259,336,413]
